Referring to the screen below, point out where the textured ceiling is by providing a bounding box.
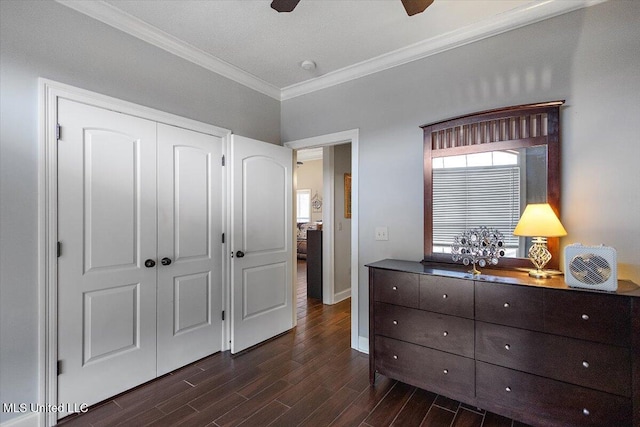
[103,0,538,88]
[59,0,602,98]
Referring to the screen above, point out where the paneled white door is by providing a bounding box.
[57,99,158,408]
[57,101,223,410]
[156,123,222,375]
[230,135,293,353]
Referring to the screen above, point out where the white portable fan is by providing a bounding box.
[564,244,617,292]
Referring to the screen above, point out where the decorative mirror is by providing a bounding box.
[422,101,564,270]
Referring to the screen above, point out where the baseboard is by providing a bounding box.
[333,288,351,303]
[358,336,369,354]
[0,412,39,427]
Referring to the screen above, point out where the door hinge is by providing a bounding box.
[56,124,61,140]
[57,242,61,257]
[221,155,225,166]
[57,360,62,376]
[221,233,225,244]
[221,310,225,321]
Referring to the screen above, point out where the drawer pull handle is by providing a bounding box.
[442,294,448,299]
[503,302,510,308]
[443,331,448,337]
[392,320,398,325]
[505,387,512,392]
[443,369,448,374]
[392,286,398,291]
[582,408,590,416]
[581,314,589,321]
[582,361,589,368]
[393,355,398,360]
[504,344,511,350]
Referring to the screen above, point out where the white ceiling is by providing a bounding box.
[57,0,603,100]
[297,147,323,162]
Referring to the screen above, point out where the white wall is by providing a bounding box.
[334,144,352,296]
[0,1,280,423]
[281,1,640,339]
[296,159,323,223]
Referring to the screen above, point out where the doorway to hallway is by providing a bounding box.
[285,129,361,352]
[295,144,351,307]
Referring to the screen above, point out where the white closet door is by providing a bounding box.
[156,123,223,375]
[57,99,158,410]
[230,135,293,353]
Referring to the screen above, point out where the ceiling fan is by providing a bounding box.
[271,0,435,16]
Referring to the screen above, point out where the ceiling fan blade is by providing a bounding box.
[401,0,434,16]
[271,0,301,13]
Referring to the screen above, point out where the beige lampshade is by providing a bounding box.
[513,203,567,237]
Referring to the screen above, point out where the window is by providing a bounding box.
[296,189,311,223]
[432,151,521,256]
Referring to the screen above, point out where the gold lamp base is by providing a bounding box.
[528,268,554,279]
[527,237,553,279]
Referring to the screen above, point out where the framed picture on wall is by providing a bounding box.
[311,191,322,212]
[344,173,352,218]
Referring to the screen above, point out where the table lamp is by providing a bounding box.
[513,203,567,278]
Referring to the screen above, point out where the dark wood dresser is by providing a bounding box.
[368,259,640,427]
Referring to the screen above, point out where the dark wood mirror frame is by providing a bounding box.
[422,100,564,270]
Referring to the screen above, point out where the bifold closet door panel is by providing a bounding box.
[156,123,223,376]
[57,99,158,410]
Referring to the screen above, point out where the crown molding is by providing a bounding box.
[56,0,605,102]
[55,0,282,100]
[280,0,607,100]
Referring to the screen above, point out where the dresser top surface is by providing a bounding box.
[367,259,640,297]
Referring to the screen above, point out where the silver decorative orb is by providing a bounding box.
[451,226,505,274]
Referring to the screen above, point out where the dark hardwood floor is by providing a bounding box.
[57,260,526,427]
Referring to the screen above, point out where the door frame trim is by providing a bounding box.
[321,145,336,305]
[38,78,231,427]
[284,129,360,351]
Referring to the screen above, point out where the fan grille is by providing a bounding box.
[569,253,612,285]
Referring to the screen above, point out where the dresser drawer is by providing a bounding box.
[476,362,631,427]
[419,275,473,318]
[375,336,475,401]
[544,289,631,346]
[375,302,474,358]
[476,322,631,396]
[372,269,419,308]
[475,282,543,331]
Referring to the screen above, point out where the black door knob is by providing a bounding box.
[236,251,245,258]
[144,259,156,268]
[161,257,172,266]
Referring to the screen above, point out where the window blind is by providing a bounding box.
[433,166,520,249]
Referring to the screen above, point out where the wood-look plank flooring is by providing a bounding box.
[57,260,526,427]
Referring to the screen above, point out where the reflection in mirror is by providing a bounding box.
[432,146,547,258]
[422,101,563,269]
